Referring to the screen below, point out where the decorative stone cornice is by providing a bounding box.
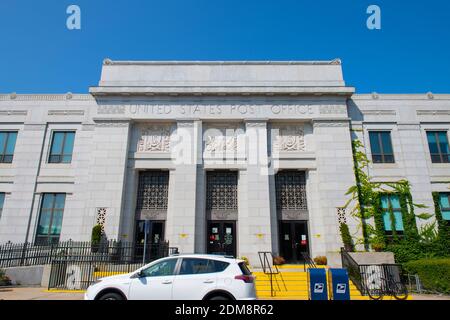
[0,94,94,101]
[48,110,85,116]
[0,110,28,116]
[417,110,450,116]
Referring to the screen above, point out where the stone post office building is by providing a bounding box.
[0,60,449,265]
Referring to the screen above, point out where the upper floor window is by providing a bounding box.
[0,193,5,220]
[369,131,395,163]
[426,131,450,163]
[0,131,18,163]
[380,194,404,235]
[35,193,66,245]
[48,131,75,163]
[438,193,450,222]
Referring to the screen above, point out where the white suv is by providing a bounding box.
[84,254,256,300]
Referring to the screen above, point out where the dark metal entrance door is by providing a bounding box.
[279,221,310,263]
[135,220,165,261]
[207,221,236,257]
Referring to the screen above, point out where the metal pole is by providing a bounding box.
[142,221,149,264]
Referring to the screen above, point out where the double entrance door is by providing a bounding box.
[135,220,165,262]
[207,221,236,257]
[279,221,310,263]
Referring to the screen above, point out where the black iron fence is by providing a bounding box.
[341,248,406,296]
[359,264,405,296]
[0,240,178,268]
[47,241,179,290]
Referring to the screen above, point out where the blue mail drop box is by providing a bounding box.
[328,268,350,300]
[308,268,328,300]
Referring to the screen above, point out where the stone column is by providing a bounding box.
[165,120,201,254]
[238,120,273,266]
[84,120,131,240]
[313,120,359,255]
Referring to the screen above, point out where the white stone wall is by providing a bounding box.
[349,94,450,233]
[0,62,449,268]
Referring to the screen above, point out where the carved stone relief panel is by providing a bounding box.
[137,125,171,152]
[273,125,305,152]
[203,124,244,157]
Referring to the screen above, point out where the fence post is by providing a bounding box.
[20,242,27,266]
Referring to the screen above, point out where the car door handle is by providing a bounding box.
[162,280,172,284]
[203,280,215,284]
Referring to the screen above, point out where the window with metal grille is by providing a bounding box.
[275,171,308,211]
[206,171,238,211]
[136,171,169,211]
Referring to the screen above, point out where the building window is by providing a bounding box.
[35,193,66,245]
[438,193,450,223]
[136,171,169,214]
[369,131,395,163]
[206,171,238,212]
[0,193,5,220]
[275,170,308,211]
[0,131,18,163]
[426,131,450,163]
[48,131,75,163]
[381,194,404,235]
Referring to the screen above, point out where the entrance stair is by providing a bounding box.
[253,265,408,300]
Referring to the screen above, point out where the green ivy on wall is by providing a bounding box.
[344,139,429,249]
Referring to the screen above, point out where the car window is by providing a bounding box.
[179,258,229,275]
[238,262,252,275]
[141,259,177,277]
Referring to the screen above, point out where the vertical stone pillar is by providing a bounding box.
[166,120,201,253]
[238,120,273,266]
[85,120,130,240]
[313,120,359,255]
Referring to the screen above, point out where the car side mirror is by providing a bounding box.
[131,270,144,279]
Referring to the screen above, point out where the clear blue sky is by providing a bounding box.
[1,0,449,94]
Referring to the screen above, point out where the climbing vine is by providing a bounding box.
[343,139,430,250]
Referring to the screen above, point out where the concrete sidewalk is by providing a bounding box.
[0,287,84,300]
[1,286,449,300]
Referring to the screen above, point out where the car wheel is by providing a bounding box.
[209,295,230,301]
[98,292,124,300]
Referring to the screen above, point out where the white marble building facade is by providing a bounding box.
[0,61,449,266]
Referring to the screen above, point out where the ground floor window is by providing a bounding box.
[438,193,450,225]
[381,194,404,235]
[35,193,66,245]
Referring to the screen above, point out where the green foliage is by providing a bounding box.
[419,222,439,244]
[403,259,450,294]
[432,192,450,250]
[344,139,428,249]
[339,222,354,251]
[91,224,103,245]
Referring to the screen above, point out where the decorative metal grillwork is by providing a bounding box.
[275,171,308,211]
[206,171,238,211]
[136,171,169,211]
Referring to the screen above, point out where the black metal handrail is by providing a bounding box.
[257,252,280,297]
[340,247,365,294]
[300,252,317,271]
